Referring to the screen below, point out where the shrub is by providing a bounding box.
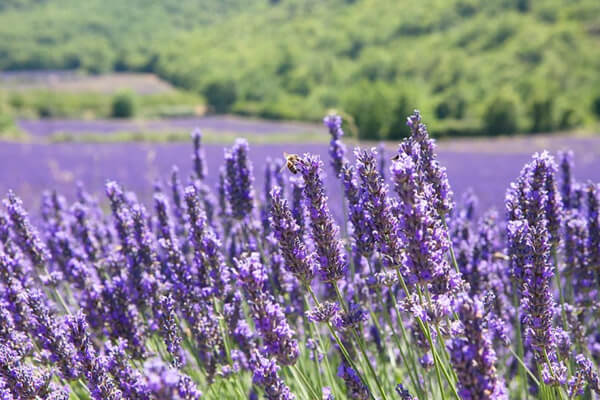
[592,95,600,119]
[343,83,390,141]
[435,94,466,120]
[482,91,520,135]
[111,92,136,118]
[386,93,413,140]
[529,96,554,133]
[203,80,237,114]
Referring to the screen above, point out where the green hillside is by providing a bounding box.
[1,0,600,138]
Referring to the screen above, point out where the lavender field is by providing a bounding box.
[1,134,598,214]
[17,116,321,138]
[2,112,600,400]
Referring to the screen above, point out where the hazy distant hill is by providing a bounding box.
[1,0,599,137]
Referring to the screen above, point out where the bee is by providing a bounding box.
[492,251,509,261]
[282,152,300,174]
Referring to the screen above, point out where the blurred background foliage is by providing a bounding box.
[0,0,599,139]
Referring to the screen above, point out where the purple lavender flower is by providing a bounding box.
[306,301,340,323]
[291,154,347,282]
[289,175,307,236]
[4,191,50,267]
[250,351,295,400]
[191,127,207,180]
[170,165,188,230]
[506,220,530,288]
[145,358,203,400]
[564,213,592,305]
[391,150,450,285]
[218,166,233,236]
[542,155,563,246]
[448,295,508,400]
[184,185,230,297]
[153,193,188,289]
[395,384,416,400]
[26,289,80,379]
[515,154,564,372]
[71,202,100,262]
[354,148,406,276]
[105,181,138,259]
[269,186,316,283]
[558,150,574,209]
[224,138,255,220]
[0,342,62,399]
[587,182,600,269]
[333,302,368,331]
[338,362,370,400]
[405,110,453,215]
[130,203,161,302]
[157,294,184,367]
[65,312,123,400]
[341,163,375,269]
[323,386,335,400]
[573,354,600,394]
[236,252,299,366]
[377,142,386,181]
[324,113,347,178]
[104,339,151,399]
[262,158,276,234]
[100,275,148,358]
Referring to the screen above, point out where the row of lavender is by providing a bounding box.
[1,111,599,399]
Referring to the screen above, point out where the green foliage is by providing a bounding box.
[482,90,520,135]
[0,0,599,135]
[203,80,237,114]
[387,92,413,141]
[342,82,390,140]
[111,92,136,118]
[529,94,555,133]
[593,95,600,119]
[0,89,202,119]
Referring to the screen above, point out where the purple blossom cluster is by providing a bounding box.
[1,111,600,400]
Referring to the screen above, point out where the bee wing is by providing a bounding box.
[492,251,509,261]
[280,153,290,173]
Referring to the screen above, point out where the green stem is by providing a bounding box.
[306,285,377,400]
[512,287,531,398]
[441,215,461,275]
[394,268,460,400]
[290,364,320,400]
[332,282,389,400]
[372,288,424,398]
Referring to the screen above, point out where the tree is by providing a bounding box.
[203,80,237,114]
[482,91,520,135]
[111,92,136,118]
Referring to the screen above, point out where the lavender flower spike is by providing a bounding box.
[518,153,565,377]
[391,150,449,285]
[355,147,406,275]
[291,154,347,282]
[224,139,255,220]
[4,191,50,267]
[558,150,574,209]
[250,350,296,400]
[236,252,299,366]
[338,362,370,400]
[269,186,317,283]
[406,110,454,215]
[191,127,207,180]
[448,295,508,400]
[324,113,347,178]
